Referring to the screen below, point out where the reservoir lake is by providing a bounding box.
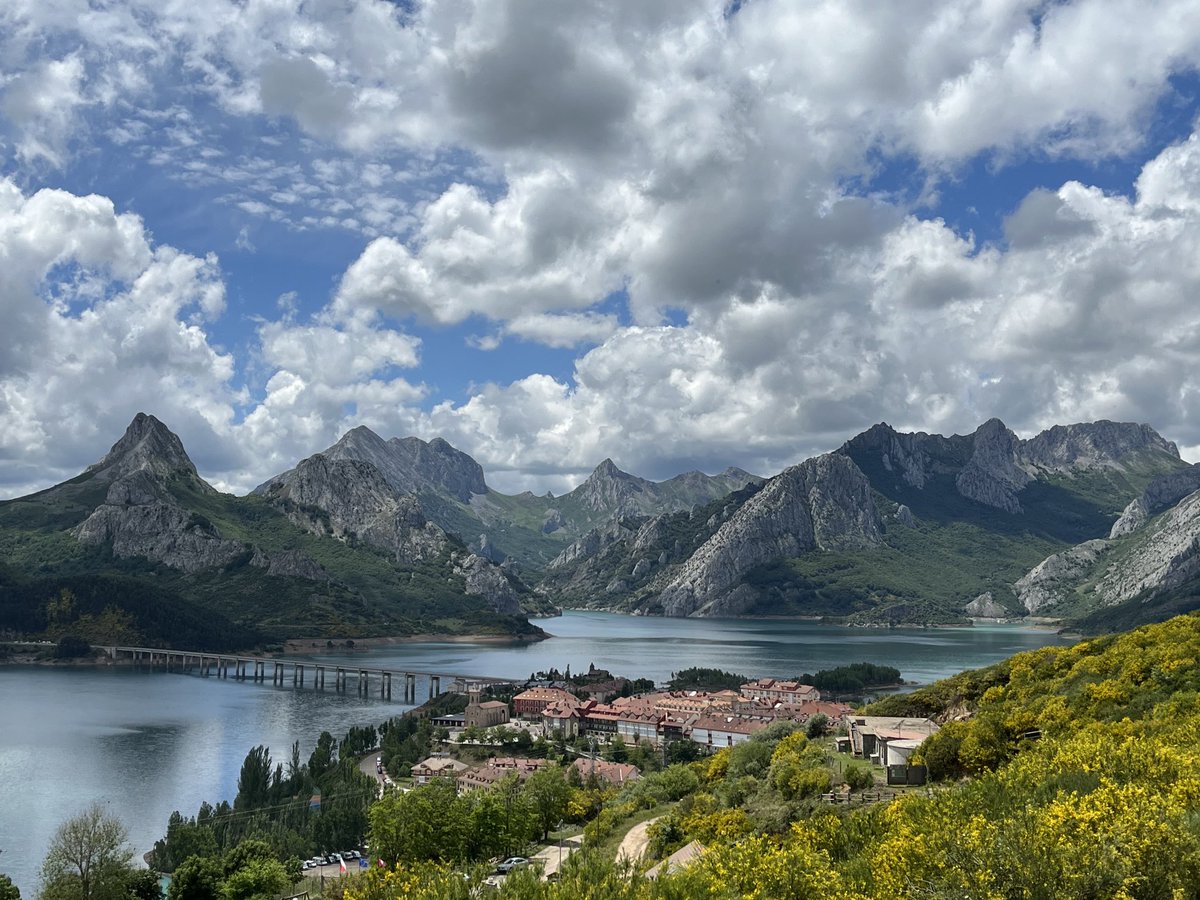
[0,611,1073,895]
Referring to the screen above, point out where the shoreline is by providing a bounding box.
[0,628,548,667]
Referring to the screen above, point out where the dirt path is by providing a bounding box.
[615,816,662,865]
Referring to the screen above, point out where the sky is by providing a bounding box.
[5,0,1200,498]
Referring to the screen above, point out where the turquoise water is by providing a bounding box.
[0,611,1071,895]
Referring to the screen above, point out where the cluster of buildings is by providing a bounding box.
[411,752,641,792]
[415,675,942,792]
[514,678,856,751]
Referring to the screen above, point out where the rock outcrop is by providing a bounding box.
[965,591,1009,618]
[1022,421,1180,472]
[1110,464,1200,538]
[259,426,487,502]
[262,454,449,563]
[84,412,210,487]
[75,493,245,573]
[260,449,529,613]
[654,453,883,617]
[954,419,1033,513]
[1091,490,1200,607]
[73,416,243,572]
[1013,540,1110,614]
[842,418,1182,515]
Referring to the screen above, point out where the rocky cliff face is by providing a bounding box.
[73,418,245,572]
[85,412,211,488]
[260,426,488,503]
[1110,464,1200,538]
[653,453,883,617]
[841,418,1182,515]
[1022,421,1180,472]
[260,451,526,614]
[567,459,652,514]
[261,454,449,563]
[954,419,1034,513]
[75,489,246,573]
[840,422,962,489]
[1015,479,1200,616]
[1012,539,1110,614]
[1091,490,1200,607]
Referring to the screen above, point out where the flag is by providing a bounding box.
[339,858,347,874]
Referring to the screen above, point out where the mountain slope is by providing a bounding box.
[259,427,761,571]
[539,418,1188,625]
[1011,464,1200,631]
[0,415,543,649]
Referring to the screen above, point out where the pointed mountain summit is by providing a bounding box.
[85,412,206,487]
[567,459,651,512]
[0,415,545,649]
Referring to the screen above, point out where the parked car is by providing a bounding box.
[494,858,528,874]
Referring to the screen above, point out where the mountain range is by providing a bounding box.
[3,413,1200,650]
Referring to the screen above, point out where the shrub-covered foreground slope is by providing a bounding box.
[344,614,1200,899]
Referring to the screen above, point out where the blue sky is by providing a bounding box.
[5,0,1200,497]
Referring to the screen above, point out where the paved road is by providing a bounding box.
[530,836,582,878]
[615,816,662,866]
[359,750,389,797]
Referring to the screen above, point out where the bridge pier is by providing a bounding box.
[254,660,265,682]
[429,675,440,699]
[381,672,391,700]
[358,670,368,695]
[335,667,346,692]
[405,673,415,703]
[315,665,325,689]
[294,664,304,686]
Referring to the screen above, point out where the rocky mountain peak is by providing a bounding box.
[86,412,206,487]
[589,458,626,480]
[1022,420,1181,471]
[385,435,488,500]
[571,458,649,512]
[953,419,1030,513]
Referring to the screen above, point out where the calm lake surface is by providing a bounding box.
[0,611,1072,894]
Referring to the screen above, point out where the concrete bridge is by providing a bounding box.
[101,645,513,702]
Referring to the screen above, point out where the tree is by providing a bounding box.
[166,857,220,900]
[522,766,571,842]
[0,874,20,900]
[39,804,135,900]
[234,748,273,810]
[805,714,829,738]
[125,870,161,900]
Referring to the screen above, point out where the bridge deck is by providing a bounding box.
[103,645,512,684]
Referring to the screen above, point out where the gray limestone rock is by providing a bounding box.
[263,453,449,563]
[654,453,883,617]
[75,495,244,574]
[251,548,330,581]
[894,504,916,527]
[965,591,1008,618]
[1110,464,1200,537]
[453,553,523,615]
[259,426,487,502]
[541,509,566,534]
[1022,421,1179,472]
[954,419,1032,514]
[1091,490,1200,606]
[1013,539,1110,613]
[85,412,210,488]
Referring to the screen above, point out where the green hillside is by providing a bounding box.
[0,469,541,651]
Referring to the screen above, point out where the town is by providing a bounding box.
[408,666,940,794]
